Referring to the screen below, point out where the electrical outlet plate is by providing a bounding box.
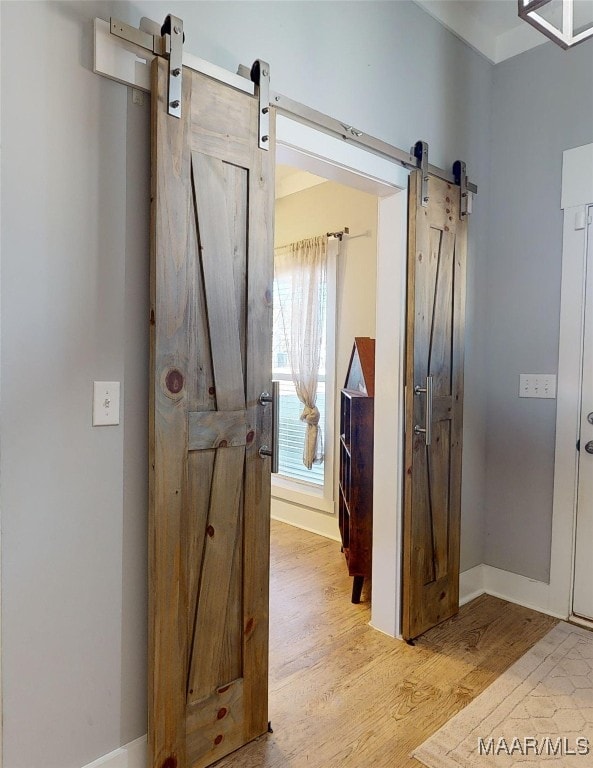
[93,381,121,425]
[519,374,557,399]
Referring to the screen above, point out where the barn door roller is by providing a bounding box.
[161,15,184,118]
[453,160,472,219]
[251,60,271,151]
[413,140,430,207]
[110,14,184,118]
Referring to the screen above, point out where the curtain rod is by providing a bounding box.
[327,227,349,241]
[275,228,350,251]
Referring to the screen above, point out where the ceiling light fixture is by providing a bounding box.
[518,0,593,49]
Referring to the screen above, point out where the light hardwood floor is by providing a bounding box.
[213,520,557,768]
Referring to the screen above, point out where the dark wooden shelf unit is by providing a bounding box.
[339,338,375,604]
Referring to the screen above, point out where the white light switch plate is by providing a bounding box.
[519,374,556,399]
[93,381,120,425]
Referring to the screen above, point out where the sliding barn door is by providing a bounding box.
[402,171,467,641]
[150,58,274,768]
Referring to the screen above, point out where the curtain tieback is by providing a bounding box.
[300,405,320,426]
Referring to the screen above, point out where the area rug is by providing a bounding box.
[412,622,593,767]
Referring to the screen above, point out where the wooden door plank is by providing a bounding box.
[192,151,246,411]
[187,449,215,646]
[427,420,451,580]
[189,76,253,169]
[417,445,435,588]
[425,227,455,584]
[227,163,249,382]
[449,217,467,612]
[242,110,274,741]
[402,170,420,637]
[186,679,245,767]
[188,410,248,450]
[149,58,194,768]
[428,230,454,396]
[184,161,218,651]
[218,512,244,686]
[188,446,246,703]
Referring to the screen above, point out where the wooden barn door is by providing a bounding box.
[149,58,274,768]
[402,172,467,641]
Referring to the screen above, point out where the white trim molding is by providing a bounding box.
[561,145,593,210]
[371,191,408,639]
[413,0,546,64]
[548,204,587,618]
[548,143,593,621]
[459,564,567,620]
[459,564,486,606]
[271,509,340,542]
[81,737,146,768]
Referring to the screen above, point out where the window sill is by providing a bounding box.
[272,474,334,514]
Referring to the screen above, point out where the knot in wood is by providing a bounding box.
[165,369,184,395]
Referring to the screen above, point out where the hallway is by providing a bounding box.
[213,521,557,768]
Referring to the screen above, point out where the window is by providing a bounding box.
[272,239,336,498]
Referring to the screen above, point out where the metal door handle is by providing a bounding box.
[414,375,433,446]
[585,440,593,455]
[259,380,279,473]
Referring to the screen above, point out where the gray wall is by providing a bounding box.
[484,41,593,582]
[1,3,150,766]
[0,2,491,766]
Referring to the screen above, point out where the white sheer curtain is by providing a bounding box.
[274,235,328,470]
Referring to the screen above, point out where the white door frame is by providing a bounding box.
[573,208,593,621]
[549,143,593,622]
[276,116,409,638]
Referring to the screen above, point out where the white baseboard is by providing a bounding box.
[459,563,568,620]
[126,737,147,768]
[271,510,341,542]
[82,736,146,768]
[459,563,486,606]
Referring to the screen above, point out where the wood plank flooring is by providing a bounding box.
[213,520,557,768]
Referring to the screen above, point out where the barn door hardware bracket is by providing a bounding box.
[161,15,184,118]
[110,18,164,54]
[251,60,270,150]
[413,141,430,207]
[453,160,472,219]
[109,15,184,118]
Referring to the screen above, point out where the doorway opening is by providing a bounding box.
[271,162,378,533]
[273,116,409,638]
[271,163,378,602]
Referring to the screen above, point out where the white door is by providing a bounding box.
[573,207,593,621]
